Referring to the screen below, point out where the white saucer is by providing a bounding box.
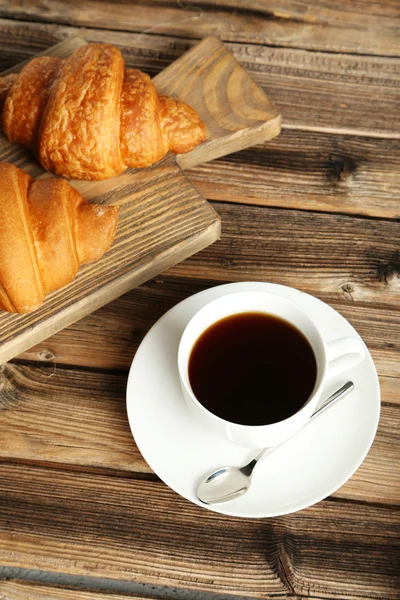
[126,282,380,518]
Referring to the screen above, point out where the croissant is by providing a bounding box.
[0,162,119,313]
[0,43,206,180]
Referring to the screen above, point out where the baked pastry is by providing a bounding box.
[0,73,18,108]
[0,44,206,180]
[0,162,119,313]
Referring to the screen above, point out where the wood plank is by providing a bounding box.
[0,362,398,505]
[0,582,298,600]
[335,403,399,504]
[188,130,400,218]
[0,0,399,56]
[0,363,145,474]
[167,203,400,307]
[0,20,399,138]
[240,46,400,140]
[0,463,398,599]
[0,581,152,600]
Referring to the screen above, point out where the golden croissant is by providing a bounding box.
[0,43,206,180]
[0,162,119,313]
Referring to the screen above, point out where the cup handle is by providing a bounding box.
[326,337,365,379]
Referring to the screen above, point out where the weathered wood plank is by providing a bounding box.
[0,20,399,138]
[0,581,152,600]
[0,0,399,56]
[0,463,398,599]
[0,362,398,505]
[188,130,400,219]
[336,404,399,504]
[0,363,144,474]
[166,203,400,307]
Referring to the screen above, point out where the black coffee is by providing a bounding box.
[188,312,317,426]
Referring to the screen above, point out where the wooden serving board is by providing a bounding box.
[0,36,280,364]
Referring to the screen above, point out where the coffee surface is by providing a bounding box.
[188,312,317,426]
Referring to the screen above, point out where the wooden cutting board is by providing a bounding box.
[0,36,281,364]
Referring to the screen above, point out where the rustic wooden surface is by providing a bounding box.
[0,3,399,600]
[0,581,153,600]
[0,0,399,56]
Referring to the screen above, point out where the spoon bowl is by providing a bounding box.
[198,468,251,504]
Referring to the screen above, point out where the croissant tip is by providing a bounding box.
[0,163,119,314]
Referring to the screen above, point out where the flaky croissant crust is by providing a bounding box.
[0,44,206,180]
[0,162,119,313]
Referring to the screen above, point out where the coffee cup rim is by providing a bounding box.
[177,289,328,431]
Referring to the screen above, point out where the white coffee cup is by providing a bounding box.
[178,290,365,448]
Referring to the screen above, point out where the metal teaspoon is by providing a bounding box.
[197,381,354,505]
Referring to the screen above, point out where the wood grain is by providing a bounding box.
[0,363,144,474]
[154,36,281,169]
[188,130,400,218]
[0,20,399,138]
[0,581,152,600]
[0,463,398,599]
[0,0,399,56]
[0,362,398,505]
[166,202,400,308]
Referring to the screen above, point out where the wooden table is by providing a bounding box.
[0,3,399,599]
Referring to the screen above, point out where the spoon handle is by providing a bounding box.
[243,381,355,473]
[310,380,355,421]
